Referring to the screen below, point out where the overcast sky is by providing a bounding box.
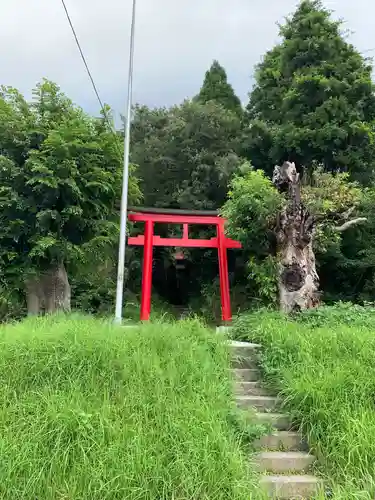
[1,0,374,118]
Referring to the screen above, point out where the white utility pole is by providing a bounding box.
[114,0,137,323]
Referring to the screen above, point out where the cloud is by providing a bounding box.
[1,0,374,118]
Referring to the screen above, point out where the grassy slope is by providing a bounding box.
[233,304,375,499]
[0,314,259,500]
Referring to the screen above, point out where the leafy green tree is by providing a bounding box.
[223,165,284,255]
[223,163,365,310]
[196,60,242,115]
[0,80,140,315]
[130,100,244,316]
[244,0,375,184]
[131,100,243,209]
[318,186,375,304]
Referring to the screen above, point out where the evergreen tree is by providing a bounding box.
[244,0,375,184]
[196,60,242,115]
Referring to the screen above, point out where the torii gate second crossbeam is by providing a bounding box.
[127,208,242,322]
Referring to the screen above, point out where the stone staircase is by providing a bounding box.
[230,340,323,499]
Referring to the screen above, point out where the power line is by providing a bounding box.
[60,0,136,324]
[59,0,121,145]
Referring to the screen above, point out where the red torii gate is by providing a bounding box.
[127,208,241,322]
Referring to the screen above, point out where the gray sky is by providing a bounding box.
[1,0,374,118]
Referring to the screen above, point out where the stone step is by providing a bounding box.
[232,356,259,369]
[228,340,261,356]
[229,341,261,368]
[216,325,232,334]
[234,381,270,396]
[236,395,279,412]
[255,451,315,473]
[254,431,305,451]
[255,412,292,431]
[260,474,322,499]
[233,368,261,382]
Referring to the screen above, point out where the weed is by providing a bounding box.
[0,314,260,499]
[233,304,375,498]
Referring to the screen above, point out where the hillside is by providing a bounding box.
[234,304,375,498]
[0,315,259,499]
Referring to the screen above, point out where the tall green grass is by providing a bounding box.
[0,314,259,499]
[233,304,375,498]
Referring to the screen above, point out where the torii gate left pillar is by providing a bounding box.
[127,211,241,322]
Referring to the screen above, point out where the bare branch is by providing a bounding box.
[335,217,367,232]
[341,206,356,220]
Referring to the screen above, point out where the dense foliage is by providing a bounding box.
[0,81,140,315]
[131,99,242,209]
[324,189,375,303]
[243,0,375,184]
[222,165,366,306]
[130,100,245,316]
[2,0,375,317]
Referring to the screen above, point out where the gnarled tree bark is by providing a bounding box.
[273,161,320,313]
[272,161,367,313]
[25,262,71,315]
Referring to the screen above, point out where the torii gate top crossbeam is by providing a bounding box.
[127,211,241,250]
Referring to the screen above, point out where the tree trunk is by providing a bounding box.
[25,262,71,315]
[273,162,320,313]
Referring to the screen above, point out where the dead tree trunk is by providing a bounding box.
[273,162,320,313]
[25,262,71,315]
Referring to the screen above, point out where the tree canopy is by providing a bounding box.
[0,80,140,312]
[244,0,375,184]
[131,99,242,210]
[1,1,375,318]
[196,60,243,115]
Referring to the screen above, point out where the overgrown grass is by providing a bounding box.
[233,303,375,499]
[0,314,260,499]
